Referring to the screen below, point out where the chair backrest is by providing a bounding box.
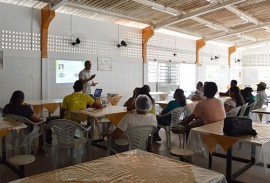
[226,106,241,117]
[170,107,186,127]
[3,114,36,125]
[248,102,257,112]
[126,126,156,151]
[238,103,248,117]
[47,119,86,148]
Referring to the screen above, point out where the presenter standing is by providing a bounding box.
[79,60,97,94]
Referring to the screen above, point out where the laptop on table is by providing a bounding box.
[93,88,102,98]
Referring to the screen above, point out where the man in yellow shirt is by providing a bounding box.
[60,80,104,119]
[46,80,104,145]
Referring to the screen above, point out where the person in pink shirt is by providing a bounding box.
[173,82,226,137]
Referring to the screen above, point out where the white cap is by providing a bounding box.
[135,94,152,112]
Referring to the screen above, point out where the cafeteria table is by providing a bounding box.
[11,149,227,183]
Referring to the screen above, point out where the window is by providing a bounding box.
[148,62,179,84]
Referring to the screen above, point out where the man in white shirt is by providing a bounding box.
[79,60,97,94]
[255,82,267,109]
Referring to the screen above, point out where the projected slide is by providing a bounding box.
[56,60,84,83]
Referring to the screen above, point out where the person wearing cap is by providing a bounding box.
[109,94,157,152]
[255,82,267,109]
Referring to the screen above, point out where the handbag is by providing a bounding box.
[223,116,257,136]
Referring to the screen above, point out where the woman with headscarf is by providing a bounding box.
[109,95,157,152]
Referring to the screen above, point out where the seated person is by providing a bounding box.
[126,86,156,116]
[174,82,226,137]
[153,89,186,141]
[219,80,237,96]
[45,80,104,145]
[242,87,256,104]
[109,95,157,153]
[60,80,104,120]
[3,90,42,134]
[255,82,267,109]
[188,82,204,100]
[123,87,140,111]
[224,86,244,112]
[142,84,151,93]
[242,87,256,116]
[139,87,156,115]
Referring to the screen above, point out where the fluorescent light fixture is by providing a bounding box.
[205,24,220,31]
[151,6,178,16]
[248,44,265,49]
[241,35,257,41]
[207,40,233,47]
[240,16,250,23]
[155,28,200,40]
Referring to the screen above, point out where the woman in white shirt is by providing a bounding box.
[110,95,157,152]
[224,86,244,112]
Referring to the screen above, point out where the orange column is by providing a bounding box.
[41,5,55,58]
[228,46,236,68]
[142,26,154,63]
[196,38,206,64]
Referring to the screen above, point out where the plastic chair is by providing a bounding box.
[157,107,185,147]
[47,119,91,168]
[107,126,156,155]
[238,103,248,117]
[3,114,46,155]
[226,106,241,117]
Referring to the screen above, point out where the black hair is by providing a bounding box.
[10,90,24,104]
[231,80,237,86]
[197,82,203,87]
[142,85,151,93]
[230,86,244,107]
[175,88,186,105]
[204,82,217,98]
[242,87,253,102]
[139,87,154,103]
[73,80,84,92]
[85,60,91,66]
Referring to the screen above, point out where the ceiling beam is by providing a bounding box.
[225,5,260,25]
[166,26,203,38]
[131,0,182,16]
[49,0,68,10]
[65,2,152,25]
[236,33,257,41]
[207,21,270,40]
[192,17,231,32]
[237,38,270,48]
[154,0,245,29]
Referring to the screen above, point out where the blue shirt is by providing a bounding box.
[157,100,186,126]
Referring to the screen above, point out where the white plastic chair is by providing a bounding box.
[47,119,91,169]
[157,107,185,147]
[226,106,241,117]
[107,126,156,156]
[238,103,248,117]
[3,114,46,155]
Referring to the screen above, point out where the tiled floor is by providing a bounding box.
[1,129,270,183]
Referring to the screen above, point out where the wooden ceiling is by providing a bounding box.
[2,0,270,47]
